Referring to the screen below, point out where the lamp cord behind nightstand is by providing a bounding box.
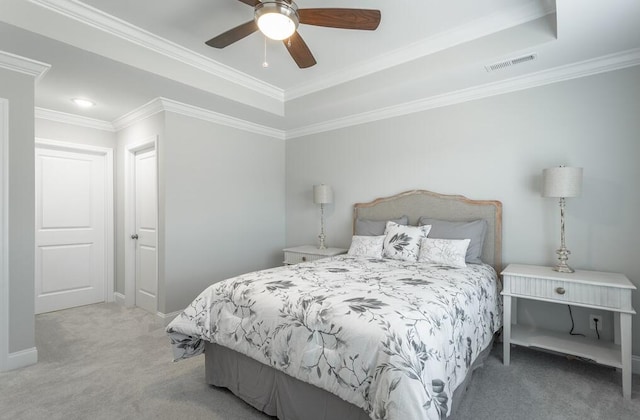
[567,305,585,337]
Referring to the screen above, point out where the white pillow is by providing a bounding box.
[347,235,385,259]
[382,222,431,262]
[418,237,471,268]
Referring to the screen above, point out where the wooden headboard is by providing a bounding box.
[353,190,503,272]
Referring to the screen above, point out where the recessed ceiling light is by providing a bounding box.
[71,98,95,108]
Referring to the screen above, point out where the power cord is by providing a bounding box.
[567,305,585,337]
[594,317,600,340]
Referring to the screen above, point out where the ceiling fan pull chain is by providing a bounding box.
[287,38,292,48]
[262,35,269,68]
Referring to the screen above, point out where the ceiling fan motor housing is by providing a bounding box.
[255,0,300,40]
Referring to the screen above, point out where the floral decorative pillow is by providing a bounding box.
[347,235,385,259]
[382,222,431,262]
[418,237,471,268]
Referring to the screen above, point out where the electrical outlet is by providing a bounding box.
[589,314,603,330]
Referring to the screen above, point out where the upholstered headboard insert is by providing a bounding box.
[353,190,503,271]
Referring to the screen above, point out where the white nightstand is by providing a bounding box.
[501,264,636,399]
[283,245,347,265]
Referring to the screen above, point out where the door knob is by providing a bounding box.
[131,234,139,240]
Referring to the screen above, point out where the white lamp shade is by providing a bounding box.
[542,166,583,198]
[313,184,333,204]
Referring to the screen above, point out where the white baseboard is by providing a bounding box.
[113,292,126,306]
[633,355,640,375]
[157,310,181,326]
[5,347,37,371]
[114,293,179,325]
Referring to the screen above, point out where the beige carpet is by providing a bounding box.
[0,303,638,420]
[0,303,270,420]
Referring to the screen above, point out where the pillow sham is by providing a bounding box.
[355,215,409,236]
[418,217,487,264]
[382,221,431,262]
[418,238,470,268]
[347,235,385,259]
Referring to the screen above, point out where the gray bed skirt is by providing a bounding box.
[203,339,495,420]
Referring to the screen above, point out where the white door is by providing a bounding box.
[133,148,157,313]
[35,146,106,314]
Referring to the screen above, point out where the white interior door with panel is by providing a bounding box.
[35,141,113,314]
[132,148,158,313]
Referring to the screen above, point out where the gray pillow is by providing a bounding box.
[355,215,409,236]
[418,217,488,264]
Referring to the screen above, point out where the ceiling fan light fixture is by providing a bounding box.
[255,1,299,41]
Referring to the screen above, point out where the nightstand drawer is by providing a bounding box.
[283,251,324,265]
[507,275,569,301]
[505,275,625,310]
[282,246,348,265]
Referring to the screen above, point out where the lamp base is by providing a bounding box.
[552,262,575,273]
[553,247,574,273]
[318,233,326,250]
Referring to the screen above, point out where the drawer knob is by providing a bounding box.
[302,256,307,262]
[555,287,566,295]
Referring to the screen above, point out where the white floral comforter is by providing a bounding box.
[166,255,502,420]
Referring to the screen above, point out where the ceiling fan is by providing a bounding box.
[205,0,381,68]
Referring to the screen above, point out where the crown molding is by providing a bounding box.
[159,98,285,140]
[112,97,165,131]
[112,97,285,139]
[35,107,115,132]
[286,48,640,139]
[285,0,556,101]
[32,47,640,141]
[0,50,51,82]
[29,0,284,102]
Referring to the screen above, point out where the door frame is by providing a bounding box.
[34,138,115,305]
[124,136,158,308]
[0,98,9,371]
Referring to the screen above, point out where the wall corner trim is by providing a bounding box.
[112,97,286,140]
[0,99,9,372]
[0,50,51,82]
[158,97,286,140]
[112,97,165,131]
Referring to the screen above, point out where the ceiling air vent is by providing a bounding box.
[485,53,537,72]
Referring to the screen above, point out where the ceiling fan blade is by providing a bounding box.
[283,31,316,69]
[236,0,260,6]
[298,9,381,30]
[205,20,258,48]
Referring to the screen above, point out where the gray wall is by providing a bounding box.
[0,68,35,354]
[162,112,285,313]
[285,65,640,355]
[35,118,117,149]
[115,111,286,315]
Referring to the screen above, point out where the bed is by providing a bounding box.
[167,190,503,420]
